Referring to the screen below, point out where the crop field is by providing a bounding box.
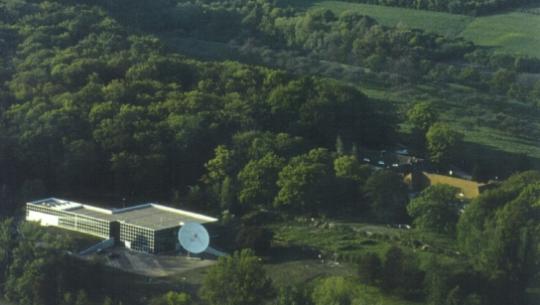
[293,1,540,57]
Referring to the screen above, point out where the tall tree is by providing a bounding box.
[457,171,540,305]
[407,101,438,134]
[237,153,285,207]
[274,148,334,213]
[364,170,408,223]
[406,101,438,151]
[407,185,461,234]
[200,249,273,305]
[426,123,463,167]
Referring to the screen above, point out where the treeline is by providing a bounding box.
[0,1,395,211]
[197,140,410,221]
[80,0,540,110]
[282,0,536,15]
[98,0,476,75]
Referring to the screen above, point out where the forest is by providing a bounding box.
[0,0,539,305]
[1,0,539,207]
[87,0,540,145]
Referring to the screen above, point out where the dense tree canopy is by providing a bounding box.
[407,184,461,234]
[237,152,285,207]
[0,2,539,305]
[426,123,463,167]
[364,170,409,223]
[0,0,396,208]
[457,171,540,305]
[274,148,335,213]
[407,101,438,136]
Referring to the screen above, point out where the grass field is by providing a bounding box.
[295,0,474,36]
[270,220,459,264]
[294,1,540,57]
[460,12,540,57]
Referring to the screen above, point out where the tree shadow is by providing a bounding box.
[265,244,321,264]
[458,140,540,179]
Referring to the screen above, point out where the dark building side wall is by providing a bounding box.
[154,226,180,253]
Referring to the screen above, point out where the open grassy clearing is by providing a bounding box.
[460,126,540,158]
[294,1,540,57]
[270,220,459,265]
[293,0,474,36]
[460,11,540,57]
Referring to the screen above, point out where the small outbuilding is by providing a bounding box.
[404,171,485,199]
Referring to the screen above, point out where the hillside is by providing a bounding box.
[294,1,540,58]
[0,1,539,305]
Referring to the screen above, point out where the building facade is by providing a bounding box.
[26,201,113,239]
[26,198,217,253]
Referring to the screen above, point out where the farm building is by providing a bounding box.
[26,198,217,253]
[404,171,494,199]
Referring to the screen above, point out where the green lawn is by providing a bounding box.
[270,220,459,265]
[296,1,540,57]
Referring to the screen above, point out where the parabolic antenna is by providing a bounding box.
[178,222,210,254]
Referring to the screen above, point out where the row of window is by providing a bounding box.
[27,205,110,238]
[120,223,156,253]
[27,205,180,253]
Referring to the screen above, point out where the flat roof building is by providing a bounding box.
[404,171,485,199]
[26,198,218,253]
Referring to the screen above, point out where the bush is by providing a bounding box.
[149,291,191,305]
[311,276,356,305]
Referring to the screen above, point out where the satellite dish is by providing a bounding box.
[178,222,210,254]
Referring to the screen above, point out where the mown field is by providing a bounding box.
[292,0,540,57]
